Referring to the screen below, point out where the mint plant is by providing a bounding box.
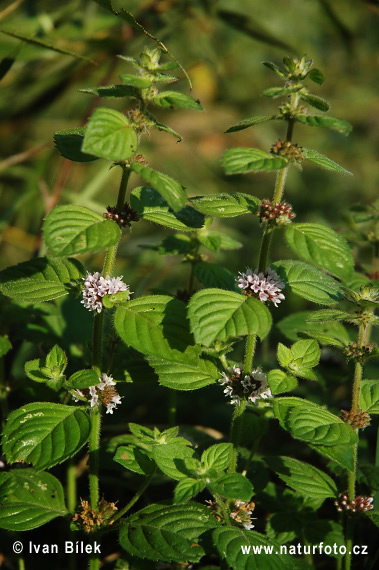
[0,45,378,570]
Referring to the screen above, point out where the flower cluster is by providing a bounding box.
[335,492,374,514]
[219,365,272,405]
[72,498,117,533]
[73,374,122,414]
[81,272,130,313]
[257,199,295,226]
[271,139,304,164]
[230,500,256,530]
[345,341,375,363]
[103,203,140,228]
[237,268,285,307]
[340,409,371,429]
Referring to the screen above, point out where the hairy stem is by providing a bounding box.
[67,458,76,514]
[243,334,257,375]
[116,164,131,211]
[228,399,247,473]
[112,469,156,523]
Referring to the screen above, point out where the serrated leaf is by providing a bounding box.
[82,108,138,161]
[174,479,205,503]
[285,223,354,280]
[222,147,287,174]
[264,456,337,499]
[213,527,292,569]
[25,359,50,383]
[188,289,272,347]
[153,441,195,480]
[2,403,91,470]
[306,309,351,323]
[277,343,293,367]
[272,260,341,305]
[190,193,260,217]
[303,148,352,174]
[80,84,140,98]
[147,356,219,390]
[0,257,84,303]
[146,111,182,140]
[308,443,355,471]
[193,262,236,290]
[291,339,320,368]
[114,445,155,475]
[225,115,277,133]
[131,164,187,212]
[66,369,99,389]
[277,311,350,347]
[359,380,379,414]
[273,397,357,447]
[44,205,120,257]
[114,295,199,363]
[46,345,67,372]
[153,91,203,111]
[208,473,253,501]
[54,128,98,162]
[201,443,233,472]
[119,503,216,562]
[297,115,352,136]
[0,470,67,531]
[300,94,330,112]
[268,370,298,395]
[130,187,204,230]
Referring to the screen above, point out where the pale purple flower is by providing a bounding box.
[219,365,272,405]
[81,272,130,313]
[237,267,285,307]
[72,373,122,414]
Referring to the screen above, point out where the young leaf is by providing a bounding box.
[80,85,140,98]
[114,445,155,475]
[201,443,233,472]
[0,257,84,303]
[208,473,253,501]
[193,262,236,290]
[2,403,91,470]
[267,370,298,395]
[147,356,219,390]
[263,86,300,97]
[119,503,217,563]
[188,289,272,346]
[120,73,151,87]
[277,343,293,367]
[130,187,204,230]
[264,456,337,499]
[307,68,324,84]
[0,470,67,531]
[66,369,100,389]
[296,115,352,136]
[82,108,138,161]
[291,339,320,368]
[300,94,330,111]
[285,223,354,280]
[153,91,203,111]
[174,479,206,503]
[225,115,277,133]
[272,260,341,305]
[54,128,98,162]
[303,148,352,174]
[153,440,196,480]
[277,311,350,346]
[131,163,187,212]
[190,192,260,217]
[114,295,199,363]
[222,147,287,174]
[359,381,379,414]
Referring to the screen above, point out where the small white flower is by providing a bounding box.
[218,365,272,405]
[237,267,285,307]
[81,272,130,313]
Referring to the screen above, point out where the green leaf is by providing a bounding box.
[190,192,260,217]
[43,205,121,256]
[359,380,379,414]
[54,128,98,162]
[297,115,352,136]
[130,187,204,230]
[193,262,236,290]
[153,440,195,480]
[2,403,91,470]
[213,527,292,570]
[303,148,352,174]
[114,295,198,363]
[114,445,155,475]
[222,147,287,174]
[272,260,341,305]
[307,68,324,84]
[80,84,140,98]
[291,339,320,367]
[264,456,337,499]
[277,311,350,347]
[308,443,355,472]
[188,289,272,347]
[120,73,152,88]
[66,369,99,389]
[306,309,352,323]
[46,345,67,372]
[131,163,187,212]
[208,473,253,501]
[273,397,358,447]
[285,223,354,280]
[0,335,11,358]
[82,108,138,161]
[268,370,298,395]
[119,503,216,563]
[201,443,233,472]
[174,479,205,503]
[300,94,330,111]
[25,359,50,383]
[263,86,300,97]
[225,115,277,133]
[262,61,286,77]
[198,231,242,251]
[147,356,219,390]
[0,470,67,531]
[277,343,293,368]
[153,91,203,111]
[0,256,84,303]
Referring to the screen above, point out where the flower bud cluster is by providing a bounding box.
[257,199,295,226]
[218,365,272,405]
[237,268,285,307]
[103,204,140,228]
[81,272,130,313]
[335,492,374,514]
[345,342,375,363]
[126,109,155,135]
[72,498,117,533]
[340,409,370,429]
[271,139,304,164]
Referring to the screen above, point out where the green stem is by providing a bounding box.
[228,399,247,473]
[18,557,25,570]
[214,492,232,526]
[243,334,257,375]
[67,458,76,514]
[168,389,177,427]
[89,405,101,509]
[116,164,131,211]
[112,469,156,523]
